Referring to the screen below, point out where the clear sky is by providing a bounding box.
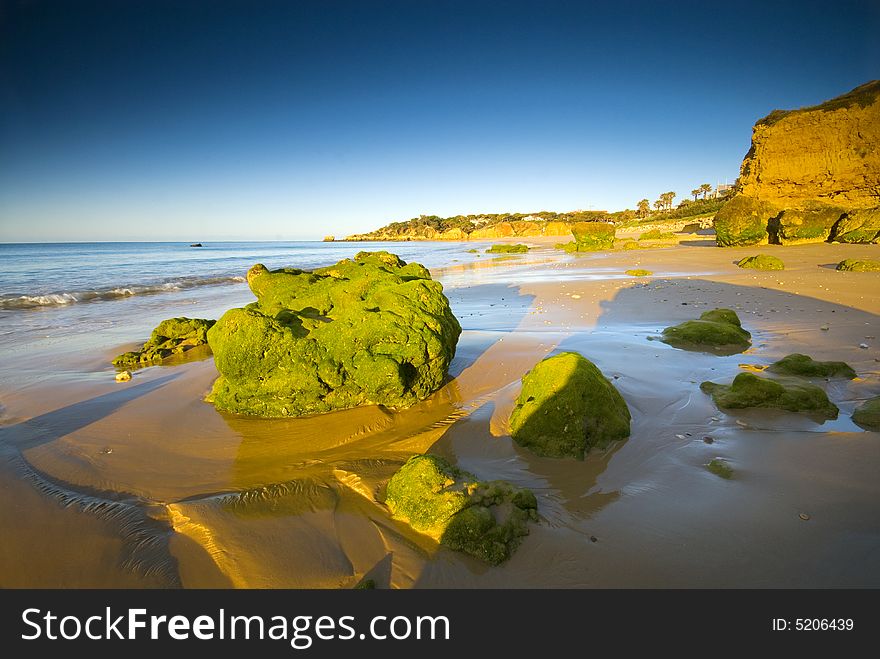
[1,0,878,242]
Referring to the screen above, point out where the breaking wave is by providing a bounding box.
[0,275,246,310]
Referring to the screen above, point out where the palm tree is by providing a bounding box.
[660,191,676,210]
[699,183,712,199]
[691,188,700,201]
[653,200,664,212]
[637,198,650,218]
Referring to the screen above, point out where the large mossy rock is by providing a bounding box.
[206,251,461,417]
[829,208,880,244]
[836,259,880,272]
[508,352,630,459]
[767,353,856,379]
[713,196,779,247]
[385,454,538,565]
[113,317,215,368]
[852,397,880,431]
[569,222,615,251]
[661,308,751,355]
[770,205,846,245]
[736,254,785,270]
[700,373,839,420]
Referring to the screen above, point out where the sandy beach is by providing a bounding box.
[1,239,877,588]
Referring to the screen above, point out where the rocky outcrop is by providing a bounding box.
[113,317,216,368]
[661,308,751,355]
[700,373,839,420]
[206,252,461,417]
[714,80,880,246]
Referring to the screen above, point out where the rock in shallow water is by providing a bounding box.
[700,372,839,420]
[767,353,856,379]
[852,397,880,431]
[206,251,461,417]
[661,308,751,355]
[112,317,215,368]
[508,351,631,459]
[385,454,538,565]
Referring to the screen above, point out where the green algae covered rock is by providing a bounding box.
[638,229,675,241]
[661,308,751,355]
[700,373,839,420]
[385,454,538,565]
[836,258,880,272]
[707,458,733,479]
[625,268,653,277]
[767,353,856,379]
[486,243,529,254]
[206,251,461,417]
[736,254,785,270]
[570,222,615,251]
[829,208,880,244]
[508,352,630,459]
[112,317,216,368]
[713,196,779,247]
[852,397,880,431]
[771,206,846,245]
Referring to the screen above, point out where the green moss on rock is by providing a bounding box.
[767,353,856,379]
[206,251,461,417]
[852,396,880,431]
[707,459,733,479]
[836,259,880,272]
[385,454,538,565]
[508,352,630,459]
[713,195,779,247]
[638,229,676,241]
[771,206,846,245]
[570,222,615,250]
[736,254,785,270]
[625,269,653,277]
[112,317,215,368]
[700,373,839,420]
[661,308,751,355]
[486,243,529,254]
[829,208,880,244]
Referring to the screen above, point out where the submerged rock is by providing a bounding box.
[852,397,880,431]
[767,353,856,379]
[508,352,631,459]
[707,458,733,479]
[112,317,216,368]
[661,308,751,354]
[485,243,529,254]
[836,258,880,272]
[700,373,839,420]
[206,251,461,417]
[385,454,538,565]
[736,254,785,270]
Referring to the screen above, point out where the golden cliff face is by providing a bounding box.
[738,80,880,208]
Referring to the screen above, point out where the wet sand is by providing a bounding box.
[1,240,878,587]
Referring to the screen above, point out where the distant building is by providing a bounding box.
[714,184,734,198]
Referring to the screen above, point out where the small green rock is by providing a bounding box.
[661,308,751,355]
[385,454,538,565]
[485,243,529,254]
[509,352,631,459]
[852,397,880,431]
[112,317,216,368]
[570,222,616,251]
[700,373,839,420]
[836,259,880,272]
[625,268,653,277]
[736,254,785,270]
[707,458,733,479]
[466,248,479,253]
[767,353,856,379]
[638,229,675,241]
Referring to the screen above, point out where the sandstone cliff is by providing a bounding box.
[346,219,575,241]
[715,80,880,246]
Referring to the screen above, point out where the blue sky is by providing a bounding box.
[1,0,878,242]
